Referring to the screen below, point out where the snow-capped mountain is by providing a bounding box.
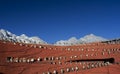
[0,29,108,45]
[55,34,107,46]
[78,34,107,43]
[0,29,47,44]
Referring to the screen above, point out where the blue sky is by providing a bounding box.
[0,0,120,43]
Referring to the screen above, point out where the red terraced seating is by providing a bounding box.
[0,40,120,74]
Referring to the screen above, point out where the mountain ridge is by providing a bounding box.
[0,29,107,45]
[0,29,47,44]
[55,34,108,46]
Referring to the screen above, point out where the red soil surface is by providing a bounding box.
[0,40,120,74]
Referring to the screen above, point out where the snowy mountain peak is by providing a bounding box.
[19,34,29,39]
[55,34,107,46]
[84,34,97,38]
[79,34,107,43]
[68,37,77,42]
[82,34,99,38]
[0,29,47,44]
[0,29,108,46]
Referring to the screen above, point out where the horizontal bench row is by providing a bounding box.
[42,62,111,74]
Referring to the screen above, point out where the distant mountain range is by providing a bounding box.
[55,34,107,46]
[0,29,47,44]
[0,29,107,45]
